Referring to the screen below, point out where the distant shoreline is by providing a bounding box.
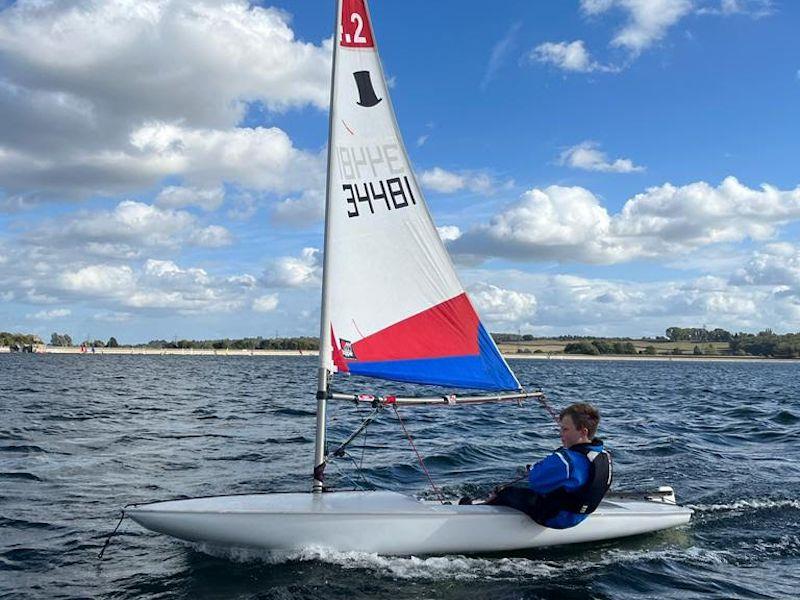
[1,345,797,363]
[0,346,308,357]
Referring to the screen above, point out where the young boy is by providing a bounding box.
[484,402,612,529]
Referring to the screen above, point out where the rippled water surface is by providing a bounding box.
[2,354,799,599]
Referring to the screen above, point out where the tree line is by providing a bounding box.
[665,327,800,358]
[563,340,638,355]
[665,327,732,342]
[141,337,319,350]
[1,332,43,347]
[46,333,318,350]
[729,330,800,358]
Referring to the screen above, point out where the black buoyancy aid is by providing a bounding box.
[530,440,613,525]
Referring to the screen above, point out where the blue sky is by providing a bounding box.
[1,0,799,344]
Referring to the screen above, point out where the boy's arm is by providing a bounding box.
[527,451,571,494]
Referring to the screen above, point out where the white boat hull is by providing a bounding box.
[126,490,692,555]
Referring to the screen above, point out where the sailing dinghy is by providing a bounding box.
[127,0,692,554]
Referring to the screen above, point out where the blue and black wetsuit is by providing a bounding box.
[488,439,612,529]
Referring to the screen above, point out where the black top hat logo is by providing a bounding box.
[353,71,382,107]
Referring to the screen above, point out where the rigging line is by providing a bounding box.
[535,392,560,425]
[328,455,364,491]
[391,404,446,504]
[359,416,369,472]
[325,405,382,462]
[494,469,531,494]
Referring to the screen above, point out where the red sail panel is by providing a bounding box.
[348,293,480,362]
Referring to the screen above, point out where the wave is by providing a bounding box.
[0,516,53,530]
[689,498,800,512]
[0,444,46,453]
[0,472,42,481]
[187,543,734,581]
[272,408,316,417]
[263,436,312,444]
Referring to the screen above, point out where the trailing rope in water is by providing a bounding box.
[391,404,446,504]
[97,504,134,560]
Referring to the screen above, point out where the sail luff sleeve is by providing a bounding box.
[312,0,343,493]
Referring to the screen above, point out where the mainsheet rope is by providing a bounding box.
[536,392,560,425]
[391,404,446,504]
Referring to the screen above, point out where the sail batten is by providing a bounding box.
[323,0,519,391]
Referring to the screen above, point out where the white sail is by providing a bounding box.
[320,0,518,391]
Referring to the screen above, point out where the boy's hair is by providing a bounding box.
[560,403,600,438]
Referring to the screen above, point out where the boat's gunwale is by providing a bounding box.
[126,492,693,520]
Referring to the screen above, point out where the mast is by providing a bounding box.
[312,0,341,494]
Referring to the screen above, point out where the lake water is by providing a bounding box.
[2,354,799,599]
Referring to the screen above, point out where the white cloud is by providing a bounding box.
[227,274,258,288]
[24,289,59,304]
[55,260,247,314]
[188,224,233,248]
[468,283,537,325]
[0,1,330,121]
[481,22,521,90]
[420,167,510,195]
[721,0,748,14]
[537,1,770,74]
[581,0,693,54]
[272,189,324,227]
[451,185,627,264]
[262,248,322,288]
[60,265,137,296]
[529,40,616,73]
[156,186,225,212]
[452,177,800,264]
[0,0,329,199]
[93,311,133,322]
[128,122,325,192]
[463,267,799,335]
[614,177,800,248]
[416,134,429,147]
[732,243,800,288]
[558,141,644,173]
[28,308,71,320]
[252,294,279,313]
[420,168,465,194]
[697,0,774,17]
[437,226,462,242]
[33,200,233,255]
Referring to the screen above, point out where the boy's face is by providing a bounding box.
[560,415,590,448]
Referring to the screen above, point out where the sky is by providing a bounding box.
[1,0,799,344]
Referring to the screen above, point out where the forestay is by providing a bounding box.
[321,0,519,391]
